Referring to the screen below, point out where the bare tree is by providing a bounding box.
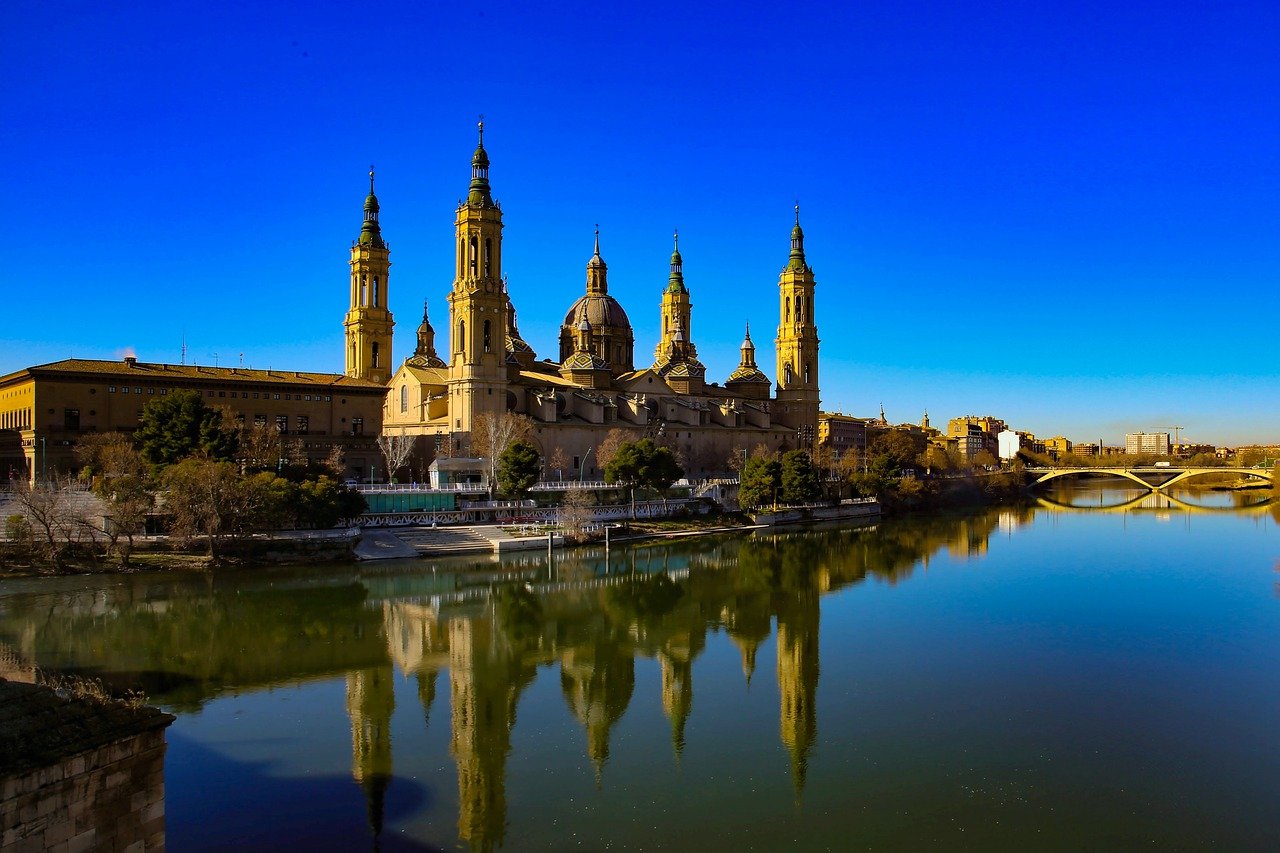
[557,488,596,543]
[75,432,152,566]
[8,475,91,568]
[548,446,569,481]
[236,421,283,472]
[377,428,416,483]
[470,413,532,498]
[596,427,639,473]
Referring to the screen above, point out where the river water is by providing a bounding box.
[2,483,1278,850]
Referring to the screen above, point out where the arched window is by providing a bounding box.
[361,274,368,306]
[371,342,380,368]
[458,320,465,353]
[373,276,379,307]
[484,238,492,276]
[785,296,791,322]
[400,385,408,413]
[804,363,810,383]
[469,236,478,275]
[785,363,793,384]
[483,319,492,352]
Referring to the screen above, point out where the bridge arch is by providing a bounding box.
[1032,468,1156,490]
[1155,468,1273,489]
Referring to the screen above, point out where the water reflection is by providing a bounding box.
[47,491,1251,847]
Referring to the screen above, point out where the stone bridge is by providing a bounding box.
[1026,466,1273,491]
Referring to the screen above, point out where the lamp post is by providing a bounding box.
[579,447,593,483]
[40,436,46,483]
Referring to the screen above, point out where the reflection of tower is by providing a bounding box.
[721,601,772,686]
[560,641,636,782]
[776,587,820,799]
[345,665,395,839]
[449,617,533,852]
[659,649,693,758]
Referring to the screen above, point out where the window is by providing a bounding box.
[252,392,259,399]
[297,415,309,435]
[122,387,129,394]
[218,391,225,397]
[372,276,379,307]
[483,320,491,352]
[276,415,289,434]
[273,393,280,400]
[135,388,141,394]
[108,386,116,393]
[254,414,266,427]
[458,320,465,353]
[484,238,491,276]
[64,408,79,431]
[147,388,154,395]
[469,236,478,274]
[324,396,331,402]
[400,385,408,413]
[785,296,790,322]
[361,274,367,305]
[159,388,167,395]
[285,394,291,400]
[372,342,380,368]
[207,391,214,397]
[351,417,364,436]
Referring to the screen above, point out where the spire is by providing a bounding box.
[467,117,494,207]
[788,202,806,271]
[586,226,609,294]
[667,229,686,292]
[740,322,757,367]
[358,165,384,247]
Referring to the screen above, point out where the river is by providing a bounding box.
[1,482,1278,850]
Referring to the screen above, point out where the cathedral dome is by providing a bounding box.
[562,294,632,332]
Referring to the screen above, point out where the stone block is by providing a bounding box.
[130,790,147,812]
[139,801,164,824]
[41,817,73,847]
[66,828,96,853]
[104,771,128,790]
[122,841,145,853]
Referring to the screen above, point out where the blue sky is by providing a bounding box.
[3,1,1278,444]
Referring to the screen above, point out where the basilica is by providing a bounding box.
[357,124,822,479]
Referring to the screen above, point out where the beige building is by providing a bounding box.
[0,358,386,482]
[379,124,823,478]
[1125,432,1171,455]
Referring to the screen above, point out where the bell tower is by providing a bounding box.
[653,230,696,369]
[344,167,394,384]
[774,205,820,437]
[446,120,510,438]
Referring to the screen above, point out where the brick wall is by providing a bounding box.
[1,728,167,852]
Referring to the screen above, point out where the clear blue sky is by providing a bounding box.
[3,1,1278,445]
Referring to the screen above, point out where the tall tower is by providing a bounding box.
[653,230,696,368]
[344,168,394,383]
[447,121,510,438]
[774,205,820,437]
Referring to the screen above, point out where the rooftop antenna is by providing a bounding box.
[181,331,187,365]
[212,352,219,368]
[239,352,244,367]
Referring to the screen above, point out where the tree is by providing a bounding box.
[548,446,569,481]
[597,427,639,472]
[8,475,88,568]
[136,390,237,467]
[470,412,533,498]
[497,440,541,498]
[237,420,284,473]
[377,428,415,483]
[868,429,928,475]
[780,450,821,504]
[161,457,251,559]
[557,488,595,542]
[76,432,152,566]
[605,438,683,518]
[738,454,782,509]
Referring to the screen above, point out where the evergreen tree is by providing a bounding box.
[781,450,821,503]
[497,440,541,498]
[136,390,237,466]
[739,455,782,509]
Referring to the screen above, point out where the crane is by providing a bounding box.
[1167,426,1185,455]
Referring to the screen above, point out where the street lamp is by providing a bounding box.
[579,447,593,483]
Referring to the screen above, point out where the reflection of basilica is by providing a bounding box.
[0,510,1008,851]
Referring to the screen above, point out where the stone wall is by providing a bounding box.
[2,715,169,852]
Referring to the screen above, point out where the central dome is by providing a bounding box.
[562,294,631,330]
[559,294,635,374]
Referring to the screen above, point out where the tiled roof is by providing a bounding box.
[22,359,387,390]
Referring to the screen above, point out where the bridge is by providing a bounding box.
[1034,493,1276,516]
[1026,466,1273,491]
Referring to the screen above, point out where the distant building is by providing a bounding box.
[997,430,1022,460]
[0,358,387,482]
[817,413,867,461]
[1043,436,1072,459]
[1071,442,1099,457]
[1125,432,1171,455]
[947,415,1006,460]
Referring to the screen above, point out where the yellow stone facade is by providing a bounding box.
[382,125,823,477]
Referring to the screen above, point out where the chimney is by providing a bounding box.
[124,356,137,368]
